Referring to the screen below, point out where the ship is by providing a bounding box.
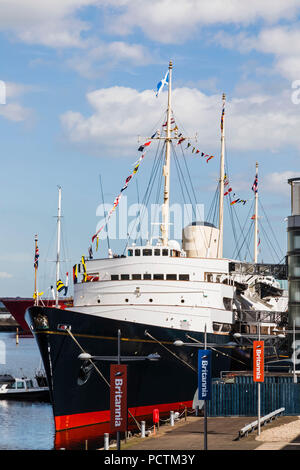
[25,61,289,432]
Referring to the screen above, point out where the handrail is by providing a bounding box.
[236,408,285,440]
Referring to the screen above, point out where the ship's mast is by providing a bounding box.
[254,162,259,263]
[34,234,38,306]
[55,186,62,307]
[217,93,226,258]
[161,60,173,247]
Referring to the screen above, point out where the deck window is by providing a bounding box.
[143,249,152,256]
[166,274,177,280]
[128,249,133,257]
[153,274,164,280]
[162,249,169,256]
[143,274,151,280]
[154,249,161,256]
[132,274,142,280]
[179,274,189,281]
[135,249,141,256]
[111,274,119,281]
[121,274,130,280]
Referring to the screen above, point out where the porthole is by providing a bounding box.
[149,298,153,303]
[181,299,185,303]
[97,299,101,304]
[125,298,129,303]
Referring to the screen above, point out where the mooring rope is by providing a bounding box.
[66,328,141,430]
[185,333,247,366]
[144,330,197,372]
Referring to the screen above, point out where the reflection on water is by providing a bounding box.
[0,400,54,450]
[0,332,152,450]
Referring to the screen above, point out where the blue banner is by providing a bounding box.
[198,349,212,400]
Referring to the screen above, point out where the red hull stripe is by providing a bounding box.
[55,400,193,431]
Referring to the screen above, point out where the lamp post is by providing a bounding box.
[78,329,160,451]
[174,325,211,450]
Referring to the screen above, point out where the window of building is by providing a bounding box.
[166,274,177,280]
[153,274,164,280]
[179,274,189,281]
[132,274,142,280]
[111,274,119,281]
[121,274,130,280]
[143,249,152,256]
[143,274,151,280]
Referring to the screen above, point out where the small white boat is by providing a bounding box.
[0,374,49,400]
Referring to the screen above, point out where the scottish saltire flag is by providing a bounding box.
[156,70,169,97]
[252,176,258,193]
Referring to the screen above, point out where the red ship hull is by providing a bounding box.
[0,297,73,336]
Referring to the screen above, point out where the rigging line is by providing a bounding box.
[206,185,219,224]
[150,148,164,241]
[137,143,165,241]
[172,142,197,219]
[179,143,198,207]
[66,328,142,430]
[123,139,163,251]
[135,180,143,246]
[172,147,207,254]
[185,334,248,366]
[259,221,278,264]
[99,174,110,251]
[235,218,253,262]
[258,199,284,259]
[66,328,110,387]
[144,330,196,372]
[229,192,253,261]
[232,198,255,260]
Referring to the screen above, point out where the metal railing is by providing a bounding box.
[236,407,285,440]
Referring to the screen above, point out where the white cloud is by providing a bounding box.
[0,272,13,279]
[214,25,300,81]
[1,0,300,48]
[106,0,300,43]
[0,0,99,48]
[263,171,296,194]
[67,41,155,78]
[61,85,300,155]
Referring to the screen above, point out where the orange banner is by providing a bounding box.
[253,341,264,382]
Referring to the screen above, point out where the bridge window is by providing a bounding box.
[121,274,130,280]
[154,249,161,256]
[111,275,119,281]
[135,249,141,256]
[143,274,151,280]
[132,274,142,280]
[143,249,152,256]
[153,274,164,280]
[179,274,189,281]
[162,249,169,256]
[166,274,177,280]
[128,249,133,256]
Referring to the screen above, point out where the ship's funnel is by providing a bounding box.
[182,221,220,258]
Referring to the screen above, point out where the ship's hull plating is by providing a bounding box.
[25,306,247,431]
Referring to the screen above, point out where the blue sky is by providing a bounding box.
[1,0,300,297]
